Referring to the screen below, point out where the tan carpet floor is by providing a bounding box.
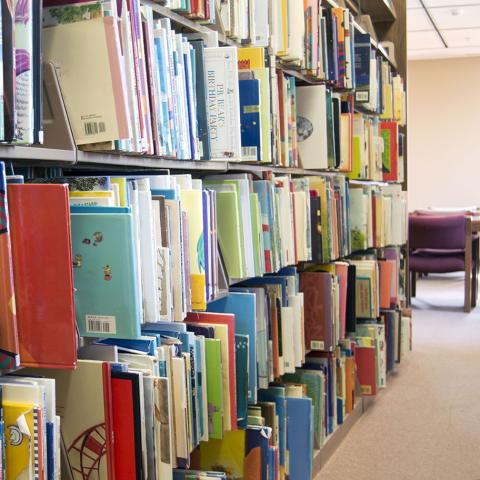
[317,273,480,480]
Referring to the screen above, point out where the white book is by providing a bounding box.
[296,85,328,170]
[281,306,296,374]
[128,181,145,323]
[171,356,189,467]
[283,0,305,65]
[204,47,242,160]
[153,375,173,479]
[138,179,160,323]
[143,376,157,480]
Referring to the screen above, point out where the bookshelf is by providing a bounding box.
[0,1,410,479]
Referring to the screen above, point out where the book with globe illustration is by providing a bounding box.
[296,84,329,170]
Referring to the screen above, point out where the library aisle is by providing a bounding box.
[319,273,480,480]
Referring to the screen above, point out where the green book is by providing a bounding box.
[205,338,224,439]
[250,193,264,277]
[215,191,244,279]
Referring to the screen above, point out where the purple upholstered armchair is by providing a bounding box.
[409,214,478,312]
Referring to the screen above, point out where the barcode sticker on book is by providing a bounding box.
[241,146,257,160]
[310,340,325,350]
[84,121,106,136]
[355,91,369,103]
[86,315,117,334]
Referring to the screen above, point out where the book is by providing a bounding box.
[8,184,77,369]
[71,208,141,339]
[204,47,242,160]
[0,161,19,360]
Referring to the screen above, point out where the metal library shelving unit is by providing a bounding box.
[3,0,408,477]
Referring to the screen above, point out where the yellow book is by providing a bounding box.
[179,189,206,311]
[278,0,289,56]
[381,83,393,120]
[111,177,128,207]
[237,47,265,70]
[4,400,35,480]
[69,190,116,206]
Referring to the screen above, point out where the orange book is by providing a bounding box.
[379,259,394,309]
[345,356,356,414]
[0,162,19,361]
[8,184,77,369]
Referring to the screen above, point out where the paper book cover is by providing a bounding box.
[239,79,261,162]
[111,372,143,480]
[186,311,237,430]
[299,272,334,352]
[42,16,130,145]
[245,426,271,480]
[234,334,249,427]
[296,85,328,169]
[204,47,241,160]
[24,360,114,479]
[0,162,19,359]
[8,184,77,369]
[189,39,211,160]
[2,0,15,142]
[204,339,224,440]
[71,210,141,339]
[197,430,245,479]
[380,121,398,182]
[153,376,173,480]
[207,293,257,404]
[4,399,35,479]
[180,189,206,311]
[13,0,33,144]
[285,396,313,480]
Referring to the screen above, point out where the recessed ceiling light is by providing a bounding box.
[450,8,464,16]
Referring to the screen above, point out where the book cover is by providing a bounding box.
[299,272,334,352]
[204,47,242,160]
[204,338,224,440]
[207,293,257,403]
[8,184,77,369]
[42,16,130,145]
[13,0,33,144]
[186,312,237,430]
[111,371,143,480]
[234,334,249,427]
[70,209,141,339]
[296,85,328,169]
[0,162,19,360]
[2,0,15,141]
[285,396,313,480]
[239,79,261,161]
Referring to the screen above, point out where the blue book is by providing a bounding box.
[239,79,261,161]
[150,188,177,200]
[96,337,157,356]
[246,426,271,480]
[258,387,287,470]
[70,206,131,214]
[286,397,313,480]
[71,211,141,339]
[354,33,371,102]
[207,292,257,403]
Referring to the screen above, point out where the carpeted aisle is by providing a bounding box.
[318,273,480,480]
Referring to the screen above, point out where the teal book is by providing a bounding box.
[70,210,141,339]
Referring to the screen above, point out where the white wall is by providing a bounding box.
[408,57,480,211]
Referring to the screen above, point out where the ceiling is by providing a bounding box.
[408,0,480,60]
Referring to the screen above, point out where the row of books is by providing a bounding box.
[349,183,408,253]
[349,116,405,182]
[0,258,410,479]
[355,33,406,120]
[40,2,407,169]
[0,0,42,144]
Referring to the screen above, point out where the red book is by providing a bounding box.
[355,346,377,396]
[111,372,143,480]
[380,121,399,182]
[299,271,334,352]
[8,184,77,369]
[186,311,238,429]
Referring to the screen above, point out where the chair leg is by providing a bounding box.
[410,271,416,298]
[465,264,472,313]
